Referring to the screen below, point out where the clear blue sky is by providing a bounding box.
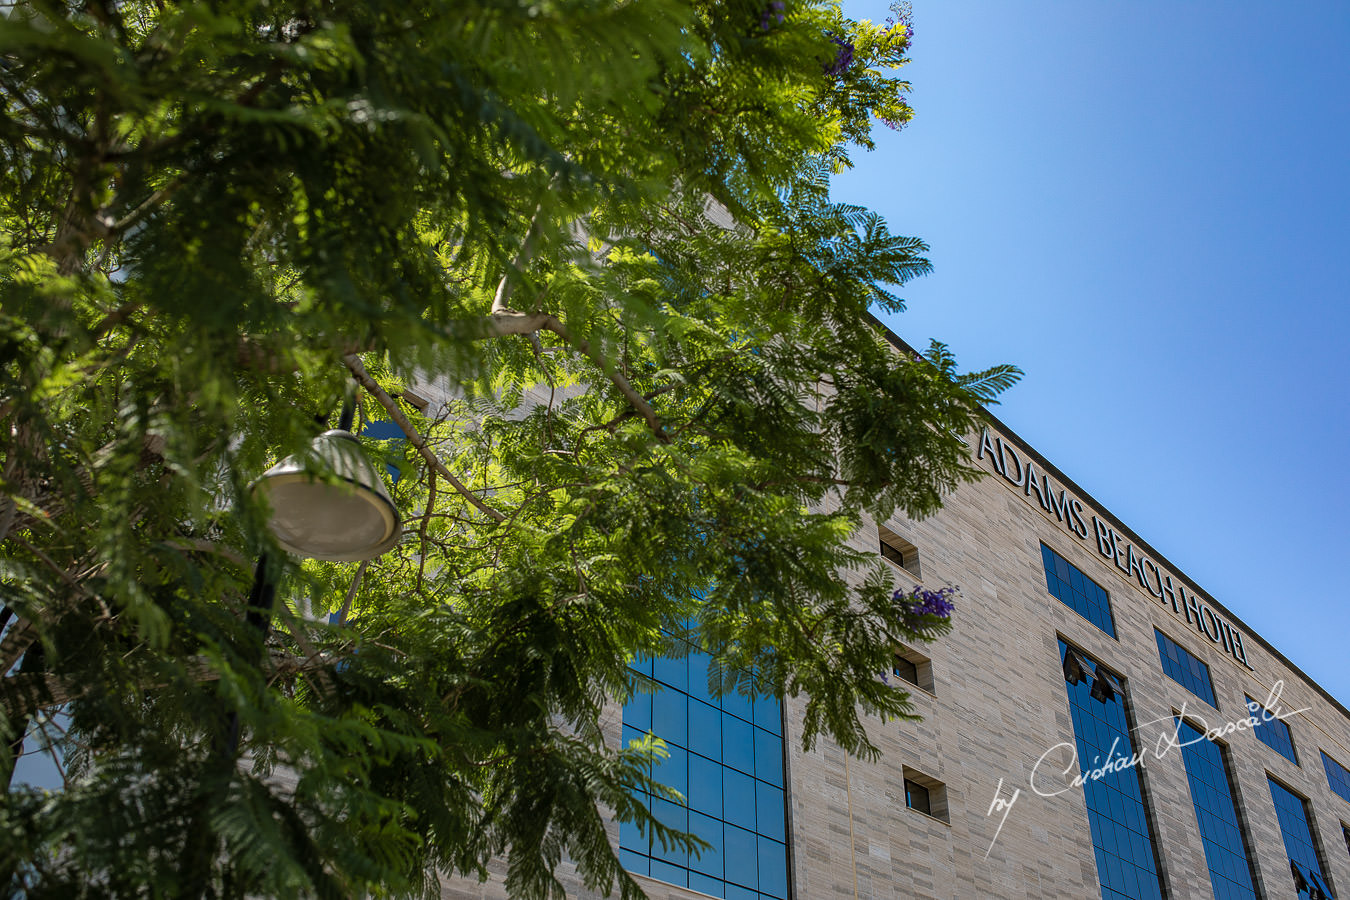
[836,1,1350,705]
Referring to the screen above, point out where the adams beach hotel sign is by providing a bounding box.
[973,427,1252,669]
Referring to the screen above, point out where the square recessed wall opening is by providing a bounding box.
[892,646,935,694]
[878,524,921,579]
[902,766,948,823]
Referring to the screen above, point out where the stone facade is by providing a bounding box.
[434,381,1350,900]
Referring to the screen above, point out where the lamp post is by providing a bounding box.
[3,407,404,788]
[230,396,404,729]
[178,397,405,893]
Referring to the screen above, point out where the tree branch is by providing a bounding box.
[342,354,506,523]
[490,196,549,316]
[488,312,673,444]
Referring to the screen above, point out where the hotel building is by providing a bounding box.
[437,331,1350,900]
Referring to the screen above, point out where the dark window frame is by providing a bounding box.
[1156,629,1218,708]
[1321,750,1350,805]
[1268,774,1333,898]
[890,646,935,694]
[1041,543,1117,638]
[901,766,948,823]
[904,779,930,815]
[1174,715,1260,898]
[1058,638,1165,899]
[1247,695,1300,766]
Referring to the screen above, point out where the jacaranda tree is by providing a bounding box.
[0,0,1018,896]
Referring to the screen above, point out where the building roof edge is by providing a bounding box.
[867,312,1350,724]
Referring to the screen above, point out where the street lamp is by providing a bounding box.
[251,428,402,562]
[220,401,403,755]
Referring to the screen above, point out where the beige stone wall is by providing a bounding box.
[430,389,1350,899]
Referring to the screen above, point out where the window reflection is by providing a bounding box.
[1174,718,1258,899]
[1059,640,1163,900]
[1156,631,1217,708]
[621,632,788,900]
[1043,545,1116,637]
[1268,777,1331,899]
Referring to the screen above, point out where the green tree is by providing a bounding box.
[0,0,1018,897]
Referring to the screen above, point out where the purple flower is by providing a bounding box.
[760,0,786,30]
[892,584,957,620]
[823,34,855,77]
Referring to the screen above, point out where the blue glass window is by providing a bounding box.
[1268,777,1331,898]
[1059,640,1163,899]
[1043,544,1116,638]
[1156,630,1217,708]
[1321,751,1350,805]
[1174,718,1258,899]
[622,633,788,900]
[1247,696,1299,765]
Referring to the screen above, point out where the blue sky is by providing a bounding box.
[836,1,1350,705]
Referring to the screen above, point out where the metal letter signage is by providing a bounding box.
[975,427,1252,669]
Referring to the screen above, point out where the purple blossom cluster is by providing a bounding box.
[883,1,914,44]
[894,584,956,619]
[823,34,855,77]
[759,0,785,31]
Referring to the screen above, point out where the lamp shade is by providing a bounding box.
[252,430,402,561]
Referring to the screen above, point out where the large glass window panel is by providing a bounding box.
[689,752,723,819]
[1155,630,1217,708]
[723,767,757,832]
[723,713,755,775]
[1247,696,1299,765]
[1174,718,1258,899]
[690,872,725,898]
[755,727,784,787]
[753,692,782,736]
[1043,544,1117,637]
[650,858,688,888]
[689,811,724,880]
[624,691,652,732]
[621,629,788,899]
[652,743,687,798]
[721,687,753,724]
[618,846,649,877]
[652,795,689,866]
[756,781,786,842]
[1059,640,1163,900]
[689,699,722,761]
[652,690,687,743]
[687,648,716,704]
[723,824,758,890]
[757,836,788,899]
[1268,777,1330,898]
[1321,750,1350,804]
[653,652,688,693]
